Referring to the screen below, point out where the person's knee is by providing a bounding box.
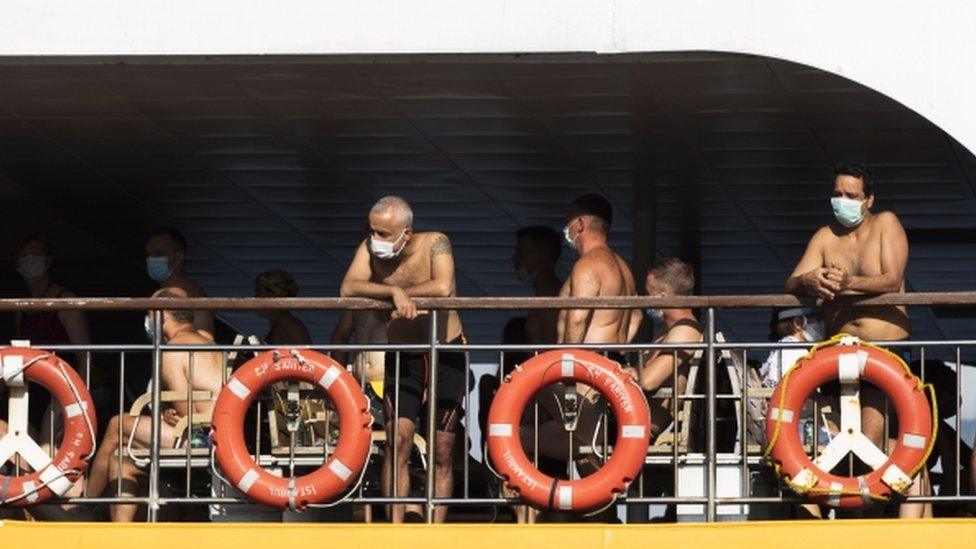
[100,414,125,447]
[433,433,455,468]
[387,421,416,459]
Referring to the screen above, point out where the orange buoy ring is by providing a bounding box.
[212,349,372,510]
[765,334,936,508]
[486,349,651,513]
[0,347,97,507]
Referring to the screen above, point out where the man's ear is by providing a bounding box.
[791,317,804,332]
[865,195,875,210]
[403,227,413,240]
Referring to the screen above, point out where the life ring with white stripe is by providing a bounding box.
[211,349,372,510]
[764,334,936,507]
[0,347,96,507]
[486,349,651,513]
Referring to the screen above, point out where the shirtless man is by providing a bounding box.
[145,228,215,335]
[520,195,640,480]
[632,258,703,438]
[86,287,223,522]
[507,226,563,523]
[512,225,564,344]
[785,162,924,518]
[340,196,466,523]
[558,194,641,347]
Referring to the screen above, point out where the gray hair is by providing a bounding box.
[369,195,413,228]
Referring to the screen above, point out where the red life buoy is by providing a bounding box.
[0,347,97,507]
[487,349,651,513]
[211,349,372,510]
[765,335,935,508]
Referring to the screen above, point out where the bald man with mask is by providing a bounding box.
[340,195,466,523]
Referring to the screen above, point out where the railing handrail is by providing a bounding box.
[1,291,976,311]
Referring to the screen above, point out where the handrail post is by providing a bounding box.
[148,309,163,522]
[705,307,717,522]
[425,310,439,523]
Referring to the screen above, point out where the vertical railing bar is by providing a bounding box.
[671,349,679,496]
[740,348,748,501]
[956,346,962,497]
[463,343,470,499]
[352,344,364,504]
[424,310,439,523]
[392,350,401,511]
[705,308,717,522]
[116,351,126,499]
[147,309,163,522]
[186,351,194,498]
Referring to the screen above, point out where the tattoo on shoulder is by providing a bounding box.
[431,234,452,257]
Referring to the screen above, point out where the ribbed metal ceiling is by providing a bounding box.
[0,52,973,348]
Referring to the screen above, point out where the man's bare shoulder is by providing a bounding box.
[577,247,617,269]
[663,318,702,343]
[873,211,903,228]
[811,224,836,241]
[571,252,607,276]
[176,279,207,298]
[427,232,452,257]
[169,330,213,345]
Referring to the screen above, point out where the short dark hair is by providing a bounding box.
[833,162,874,196]
[156,287,195,325]
[150,227,188,254]
[647,258,695,296]
[567,193,613,232]
[515,226,562,262]
[19,233,51,256]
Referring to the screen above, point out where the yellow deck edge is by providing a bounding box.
[2,519,975,549]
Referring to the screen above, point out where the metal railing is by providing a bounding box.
[0,293,974,523]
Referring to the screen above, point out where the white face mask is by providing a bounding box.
[563,221,581,251]
[369,229,407,260]
[144,316,156,341]
[830,196,865,227]
[801,318,826,342]
[17,254,47,280]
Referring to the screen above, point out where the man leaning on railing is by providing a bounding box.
[785,162,928,518]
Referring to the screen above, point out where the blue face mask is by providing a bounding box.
[146,256,174,283]
[646,308,664,321]
[830,197,865,228]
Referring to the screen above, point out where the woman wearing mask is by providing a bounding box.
[13,234,92,429]
[12,234,94,520]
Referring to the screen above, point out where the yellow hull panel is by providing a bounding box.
[2,519,975,549]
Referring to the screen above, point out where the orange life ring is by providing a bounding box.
[212,349,372,510]
[487,349,650,513]
[0,347,97,507]
[765,335,935,508]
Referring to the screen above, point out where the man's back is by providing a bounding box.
[165,329,223,416]
[561,245,637,344]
